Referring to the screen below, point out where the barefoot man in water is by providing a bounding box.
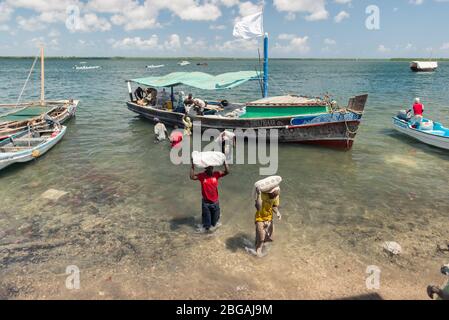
[190,160,230,232]
[253,186,281,256]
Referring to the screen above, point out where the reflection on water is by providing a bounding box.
[0,59,449,299]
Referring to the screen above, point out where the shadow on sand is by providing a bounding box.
[226,232,254,253]
[169,216,197,231]
[338,293,384,300]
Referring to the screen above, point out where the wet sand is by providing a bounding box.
[1,164,448,300]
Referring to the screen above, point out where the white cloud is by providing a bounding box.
[334,11,350,23]
[0,2,13,23]
[16,16,46,31]
[112,35,160,50]
[238,1,261,16]
[210,24,226,30]
[74,13,111,32]
[273,0,329,21]
[278,33,296,40]
[214,38,259,53]
[409,0,424,5]
[335,0,351,4]
[184,36,194,46]
[377,44,391,53]
[7,0,224,32]
[164,34,181,51]
[324,38,336,45]
[48,29,61,38]
[275,35,310,54]
[111,33,186,52]
[285,12,296,21]
[440,43,449,50]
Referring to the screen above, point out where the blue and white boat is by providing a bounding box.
[0,125,66,171]
[393,114,449,150]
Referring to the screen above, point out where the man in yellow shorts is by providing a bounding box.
[253,186,281,257]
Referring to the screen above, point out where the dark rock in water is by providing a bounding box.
[0,283,19,299]
[18,223,33,234]
[437,243,449,253]
[87,204,100,215]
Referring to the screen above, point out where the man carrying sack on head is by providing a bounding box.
[253,185,281,257]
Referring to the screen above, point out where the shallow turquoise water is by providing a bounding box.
[0,58,448,298]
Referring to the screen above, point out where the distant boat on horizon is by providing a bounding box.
[73,62,101,70]
[177,61,191,66]
[146,64,165,69]
[410,61,438,72]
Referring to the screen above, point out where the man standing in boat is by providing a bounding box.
[411,97,425,128]
[190,160,230,232]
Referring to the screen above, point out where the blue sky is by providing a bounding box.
[0,0,448,58]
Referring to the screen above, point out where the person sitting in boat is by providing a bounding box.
[134,87,145,102]
[411,97,425,128]
[148,88,158,106]
[174,91,186,113]
[193,98,207,116]
[184,94,195,113]
[160,89,169,107]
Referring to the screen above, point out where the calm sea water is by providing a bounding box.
[0,58,448,299]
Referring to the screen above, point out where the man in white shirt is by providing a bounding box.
[154,118,168,142]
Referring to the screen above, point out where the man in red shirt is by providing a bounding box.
[411,97,424,128]
[413,97,424,116]
[190,161,230,232]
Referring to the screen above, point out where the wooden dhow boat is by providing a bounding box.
[125,11,368,150]
[126,71,367,150]
[0,46,79,139]
[0,124,66,171]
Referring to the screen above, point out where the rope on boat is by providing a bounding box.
[1,54,39,119]
[16,55,39,108]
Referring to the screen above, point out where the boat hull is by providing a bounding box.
[127,97,366,150]
[0,100,79,137]
[393,117,449,150]
[410,67,437,72]
[0,126,67,171]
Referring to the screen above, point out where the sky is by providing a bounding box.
[0,0,448,58]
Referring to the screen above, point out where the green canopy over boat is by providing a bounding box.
[0,106,52,123]
[130,71,260,90]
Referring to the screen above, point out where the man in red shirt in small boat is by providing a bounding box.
[411,97,425,128]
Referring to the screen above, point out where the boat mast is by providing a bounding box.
[263,33,269,98]
[40,46,45,106]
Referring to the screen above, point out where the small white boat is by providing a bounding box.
[393,115,449,150]
[146,64,165,69]
[73,65,101,70]
[177,61,191,66]
[0,125,66,171]
[410,61,438,72]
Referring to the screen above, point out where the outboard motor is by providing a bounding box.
[397,109,412,121]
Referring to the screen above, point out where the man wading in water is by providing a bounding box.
[247,186,281,257]
[190,160,230,232]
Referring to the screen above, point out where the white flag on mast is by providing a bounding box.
[233,11,264,40]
